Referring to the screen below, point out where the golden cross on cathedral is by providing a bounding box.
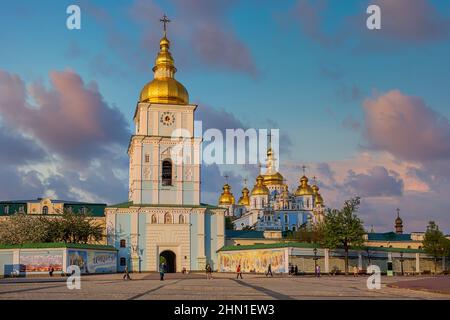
[160,14,171,35]
[243,178,248,187]
[224,174,229,184]
[396,208,400,217]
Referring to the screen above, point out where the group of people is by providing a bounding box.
[289,265,299,275]
[121,262,361,280]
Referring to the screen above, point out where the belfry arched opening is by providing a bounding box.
[160,250,176,273]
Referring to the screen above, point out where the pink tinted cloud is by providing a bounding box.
[369,0,450,43]
[363,90,450,162]
[0,69,129,165]
[291,0,450,48]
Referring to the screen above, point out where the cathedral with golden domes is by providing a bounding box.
[217,145,326,231]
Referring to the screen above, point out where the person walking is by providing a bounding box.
[353,266,359,277]
[206,264,213,280]
[315,265,321,277]
[265,264,273,277]
[236,264,243,279]
[123,264,132,280]
[294,265,298,276]
[49,265,54,277]
[160,263,166,281]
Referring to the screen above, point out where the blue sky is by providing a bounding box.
[1,0,450,232]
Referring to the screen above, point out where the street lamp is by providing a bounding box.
[313,248,318,276]
[399,252,405,276]
[366,248,371,265]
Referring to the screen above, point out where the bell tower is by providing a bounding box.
[128,15,201,206]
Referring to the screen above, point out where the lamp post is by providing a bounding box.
[313,248,318,276]
[399,252,405,276]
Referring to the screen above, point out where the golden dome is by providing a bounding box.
[295,175,314,196]
[315,193,324,206]
[263,172,284,186]
[312,184,324,206]
[238,187,250,206]
[219,184,235,205]
[281,184,290,199]
[251,175,270,196]
[139,36,189,105]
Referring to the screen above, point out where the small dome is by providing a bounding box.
[219,184,235,205]
[295,176,314,196]
[281,185,290,199]
[238,187,250,206]
[315,193,324,206]
[251,175,269,196]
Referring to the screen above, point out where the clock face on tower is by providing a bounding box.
[160,112,175,126]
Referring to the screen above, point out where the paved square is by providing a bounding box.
[0,273,449,300]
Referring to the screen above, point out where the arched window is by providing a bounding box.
[306,198,310,208]
[120,239,126,248]
[162,159,172,186]
[164,212,172,224]
[42,206,48,215]
[179,215,185,224]
[151,214,157,224]
[120,257,127,266]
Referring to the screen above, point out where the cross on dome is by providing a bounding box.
[160,14,171,36]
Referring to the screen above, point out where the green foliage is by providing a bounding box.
[286,223,323,243]
[319,197,365,274]
[225,217,235,230]
[423,221,450,273]
[0,210,104,245]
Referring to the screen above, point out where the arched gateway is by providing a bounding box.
[160,250,176,273]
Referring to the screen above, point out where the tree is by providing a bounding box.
[0,210,104,245]
[287,223,323,243]
[225,217,235,230]
[423,221,450,274]
[319,197,366,275]
[0,214,50,245]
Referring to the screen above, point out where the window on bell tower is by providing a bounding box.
[162,159,172,186]
[145,154,150,163]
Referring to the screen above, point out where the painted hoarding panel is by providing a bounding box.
[19,251,63,273]
[219,249,288,273]
[0,252,14,276]
[67,250,116,274]
[67,250,88,273]
[87,251,116,273]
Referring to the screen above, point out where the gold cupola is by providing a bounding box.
[219,183,235,205]
[251,175,270,196]
[281,184,290,200]
[139,16,189,105]
[262,148,284,186]
[238,186,250,206]
[312,184,324,206]
[295,175,314,196]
